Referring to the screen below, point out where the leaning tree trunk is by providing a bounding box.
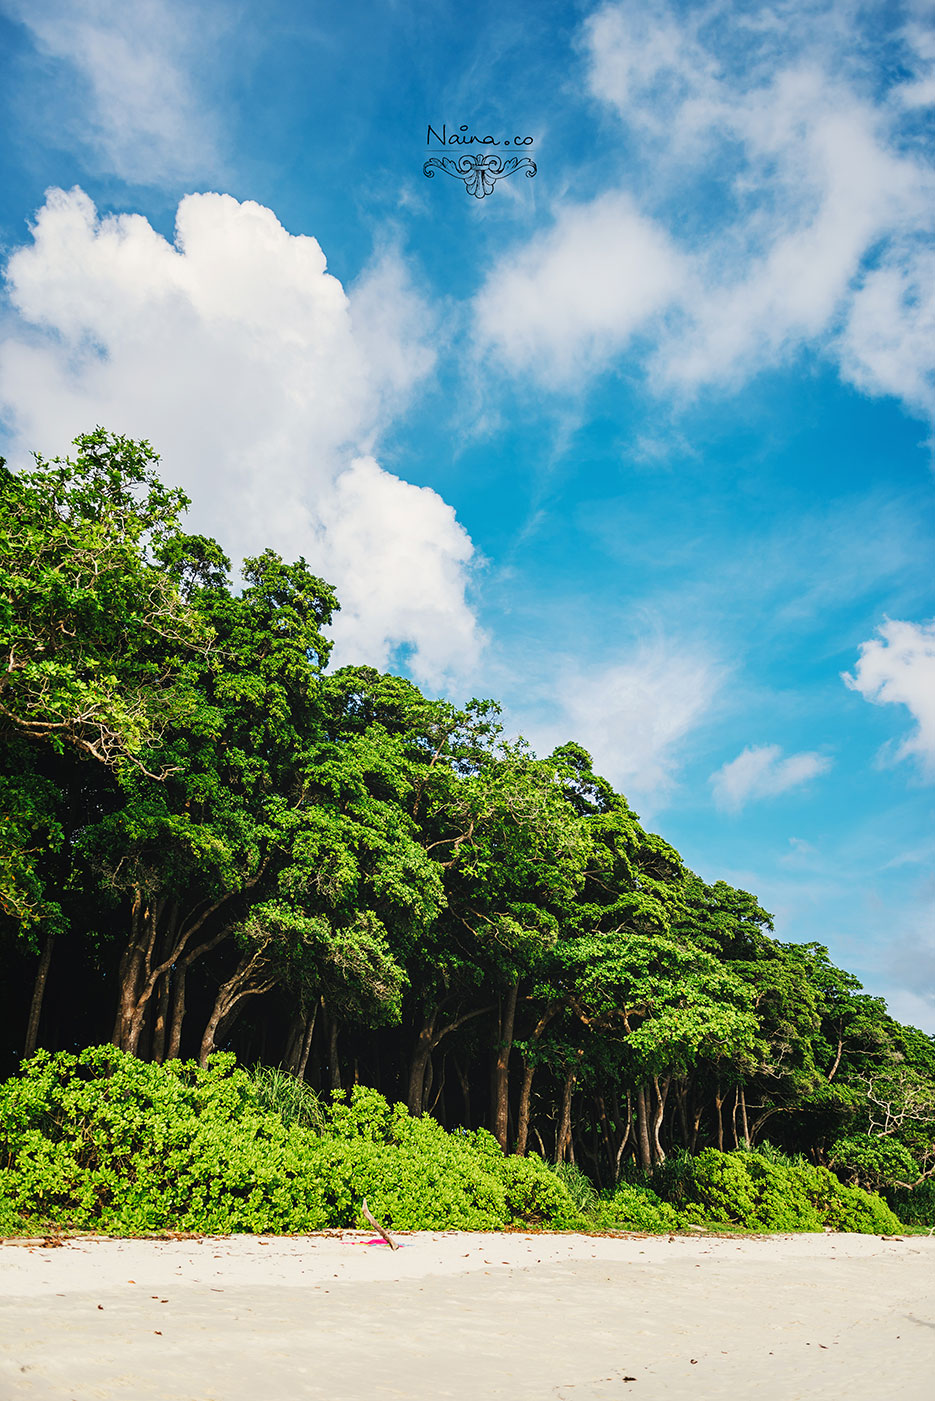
[407,1002,494,1117]
[198,944,280,1067]
[23,929,56,1058]
[165,926,229,1061]
[112,886,240,1056]
[492,980,519,1151]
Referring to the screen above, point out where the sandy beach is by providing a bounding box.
[1,1230,932,1400]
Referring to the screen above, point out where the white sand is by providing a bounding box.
[1,1230,933,1399]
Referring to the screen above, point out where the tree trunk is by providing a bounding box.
[651,1076,669,1165]
[113,890,237,1056]
[515,1061,536,1156]
[493,980,519,1150]
[676,1078,691,1150]
[150,968,171,1064]
[23,929,56,1058]
[596,1094,616,1182]
[407,1012,437,1116]
[613,1092,633,1183]
[731,1085,740,1149]
[320,997,342,1092]
[199,945,279,1067]
[407,1003,494,1117]
[294,1005,318,1082]
[164,926,229,1061]
[555,1065,577,1164]
[714,1082,725,1151]
[512,1003,559,1155]
[635,1083,653,1172]
[739,1084,751,1148]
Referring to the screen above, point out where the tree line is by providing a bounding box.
[2,431,933,1203]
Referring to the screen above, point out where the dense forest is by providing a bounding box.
[2,430,933,1224]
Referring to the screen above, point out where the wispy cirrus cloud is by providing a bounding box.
[1,0,224,184]
[520,638,726,815]
[711,744,831,812]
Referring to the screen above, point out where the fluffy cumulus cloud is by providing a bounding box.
[710,744,832,813]
[535,641,724,811]
[843,619,935,774]
[0,187,481,687]
[0,0,222,184]
[475,1,935,414]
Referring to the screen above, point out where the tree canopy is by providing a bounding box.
[2,431,932,1218]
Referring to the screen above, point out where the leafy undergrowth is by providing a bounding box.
[0,1048,904,1237]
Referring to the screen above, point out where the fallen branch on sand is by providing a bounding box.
[362,1199,399,1250]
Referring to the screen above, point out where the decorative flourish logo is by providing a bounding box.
[423,124,537,199]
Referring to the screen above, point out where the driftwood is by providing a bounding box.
[362,1198,399,1250]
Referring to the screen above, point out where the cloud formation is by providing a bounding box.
[474,194,686,384]
[475,1,934,414]
[1,0,221,184]
[843,618,935,774]
[534,641,724,812]
[0,187,481,687]
[711,744,831,812]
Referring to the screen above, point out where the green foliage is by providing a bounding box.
[649,1147,902,1233]
[888,1178,935,1228]
[248,1065,325,1132]
[0,1051,582,1236]
[829,1135,920,1193]
[599,1183,679,1233]
[0,1048,331,1236]
[548,1161,598,1214]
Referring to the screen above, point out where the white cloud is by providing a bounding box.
[837,244,935,409]
[530,641,724,812]
[474,2,935,415]
[474,194,687,384]
[0,186,481,688]
[1,0,221,184]
[843,619,935,774]
[711,744,831,812]
[317,457,482,688]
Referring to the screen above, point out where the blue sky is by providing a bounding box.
[0,0,933,1027]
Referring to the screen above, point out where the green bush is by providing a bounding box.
[649,1147,901,1233]
[888,1177,935,1228]
[828,1135,919,1193]
[0,1052,906,1237]
[0,1050,582,1236]
[599,1182,679,1232]
[0,1047,330,1235]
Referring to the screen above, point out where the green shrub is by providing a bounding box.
[600,1182,679,1232]
[828,1135,919,1193]
[650,1147,901,1233]
[888,1177,935,1228]
[548,1161,598,1214]
[0,1051,582,1236]
[0,1047,330,1235]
